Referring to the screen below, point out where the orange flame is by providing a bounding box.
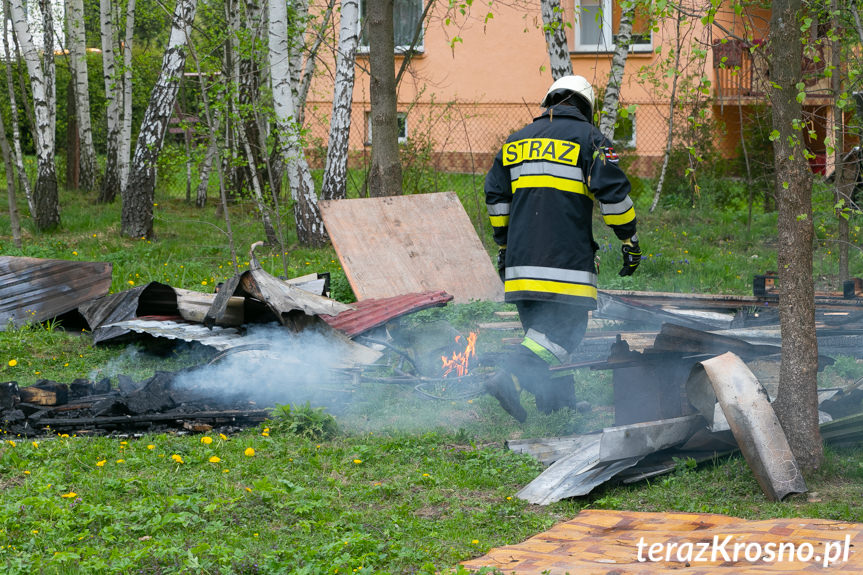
[441,332,478,378]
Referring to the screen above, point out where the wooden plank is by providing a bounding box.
[320,192,504,303]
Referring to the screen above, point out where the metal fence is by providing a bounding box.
[304,99,725,179]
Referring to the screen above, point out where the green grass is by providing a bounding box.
[2,170,863,573]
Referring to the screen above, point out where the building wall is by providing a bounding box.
[304,1,765,176]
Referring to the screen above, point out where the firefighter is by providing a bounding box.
[483,75,642,422]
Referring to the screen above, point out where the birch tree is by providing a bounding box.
[269,0,327,245]
[1,3,34,218]
[10,0,60,230]
[67,0,97,192]
[598,2,636,140]
[124,0,198,238]
[119,0,137,193]
[1,105,21,247]
[320,0,359,201]
[540,0,572,80]
[98,0,121,203]
[768,0,822,472]
[368,0,403,197]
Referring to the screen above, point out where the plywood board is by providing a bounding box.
[462,509,863,574]
[320,192,503,303]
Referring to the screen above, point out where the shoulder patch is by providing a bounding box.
[602,146,620,163]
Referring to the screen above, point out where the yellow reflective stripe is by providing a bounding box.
[489,215,510,227]
[521,338,560,366]
[511,175,592,198]
[505,279,597,299]
[602,207,636,226]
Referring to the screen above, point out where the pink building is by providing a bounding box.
[305,2,835,177]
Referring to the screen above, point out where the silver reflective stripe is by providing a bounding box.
[506,265,597,286]
[599,196,634,215]
[510,162,584,182]
[486,202,511,216]
[524,328,570,364]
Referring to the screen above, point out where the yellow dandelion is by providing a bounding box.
[128,280,135,286]
[147,444,155,450]
[23,470,30,475]
[222,469,229,473]
[245,487,252,492]
[7,440,15,447]
[72,251,78,256]
[261,432,269,437]
[7,359,16,367]
[31,530,38,534]
[219,433,228,441]
[244,447,255,457]
[201,280,208,286]
[61,492,77,498]
[96,460,106,467]
[353,459,362,464]
[471,539,479,545]
[422,473,430,477]
[171,454,184,464]
[201,436,213,445]
[209,456,221,463]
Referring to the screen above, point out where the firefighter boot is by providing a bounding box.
[483,371,527,423]
[535,374,578,414]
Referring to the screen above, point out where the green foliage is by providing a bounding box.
[267,402,340,440]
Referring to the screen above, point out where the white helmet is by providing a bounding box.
[540,75,595,118]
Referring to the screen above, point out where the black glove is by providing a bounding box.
[619,240,642,277]
[497,248,506,282]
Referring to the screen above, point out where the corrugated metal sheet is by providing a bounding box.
[78,282,180,344]
[320,290,453,337]
[0,256,112,330]
[103,317,243,350]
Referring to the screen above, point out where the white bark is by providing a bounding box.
[67,0,97,191]
[124,0,197,238]
[99,0,121,202]
[320,0,359,201]
[10,0,59,230]
[1,6,34,218]
[268,0,326,246]
[598,3,635,141]
[540,0,572,80]
[119,0,136,193]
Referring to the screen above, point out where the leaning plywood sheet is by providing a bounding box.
[0,256,112,330]
[462,509,863,574]
[320,192,504,303]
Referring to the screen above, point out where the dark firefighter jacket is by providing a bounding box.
[484,104,638,309]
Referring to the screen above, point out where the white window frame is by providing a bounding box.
[357,0,425,54]
[365,111,408,145]
[613,111,636,149]
[574,0,652,54]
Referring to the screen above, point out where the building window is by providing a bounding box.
[613,111,636,149]
[574,0,652,53]
[359,0,424,53]
[365,111,408,145]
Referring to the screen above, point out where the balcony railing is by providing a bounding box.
[712,38,768,101]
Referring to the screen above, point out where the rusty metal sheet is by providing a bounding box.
[0,256,112,330]
[319,290,454,338]
[686,352,807,501]
[462,509,863,574]
[320,192,504,303]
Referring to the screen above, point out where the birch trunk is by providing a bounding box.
[649,11,682,213]
[98,0,121,203]
[124,0,197,238]
[119,0,136,193]
[540,0,572,80]
[598,4,634,140]
[195,120,219,208]
[10,0,60,230]
[1,4,34,218]
[368,0,403,197]
[67,0,97,192]
[320,0,359,202]
[268,0,326,246]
